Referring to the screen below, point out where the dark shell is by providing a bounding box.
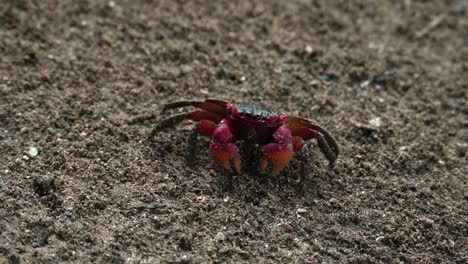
[232,103,277,120]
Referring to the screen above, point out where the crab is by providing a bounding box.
[150,99,339,176]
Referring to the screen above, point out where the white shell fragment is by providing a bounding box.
[27,147,38,157]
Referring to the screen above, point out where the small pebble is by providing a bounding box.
[360,80,371,88]
[305,45,314,54]
[421,217,434,227]
[449,240,455,247]
[297,208,307,214]
[64,210,73,218]
[200,196,207,204]
[27,147,38,157]
[368,117,382,127]
[283,223,293,231]
[455,142,467,157]
[215,232,225,241]
[180,64,194,74]
[266,192,280,201]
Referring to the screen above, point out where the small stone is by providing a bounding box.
[215,232,225,241]
[223,196,230,203]
[199,196,207,204]
[296,208,307,214]
[309,79,321,86]
[180,64,194,74]
[27,147,38,157]
[318,74,332,81]
[368,117,382,127]
[266,192,280,201]
[360,80,371,88]
[421,217,434,227]
[305,45,314,54]
[283,223,293,231]
[455,142,467,157]
[64,210,73,218]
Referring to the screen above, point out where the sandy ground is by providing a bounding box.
[0,0,467,263]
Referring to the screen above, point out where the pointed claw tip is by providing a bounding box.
[259,158,282,177]
[230,158,241,174]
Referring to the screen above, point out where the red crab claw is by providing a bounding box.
[259,125,294,176]
[209,120,241,174]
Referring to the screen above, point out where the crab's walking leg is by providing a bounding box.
[316,132,337,167]
[209,119,241,174]
[283,116,339,167]
[259,125,294,177]
[292,128,337,167]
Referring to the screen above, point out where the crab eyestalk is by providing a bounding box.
[209,120,241,174]
[259,125,294,176]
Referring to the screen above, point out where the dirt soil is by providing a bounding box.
[1,0,467,263]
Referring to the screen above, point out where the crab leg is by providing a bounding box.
[259,125,294,176]
[163,99,227,115]
[209,119,241,174]
[283,116,339,166]
[150,110,222,138]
